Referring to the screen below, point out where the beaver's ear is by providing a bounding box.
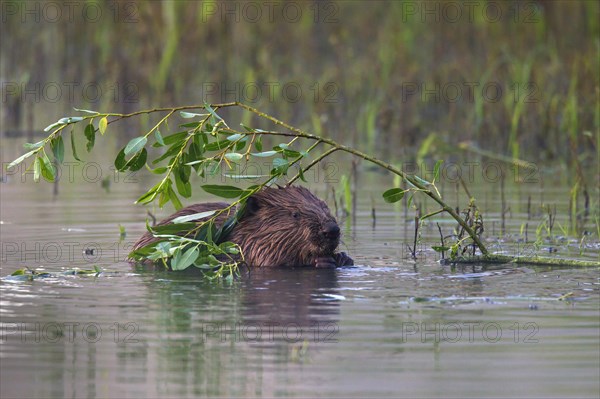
[245,196,261,215]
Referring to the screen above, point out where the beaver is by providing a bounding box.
[132,186,353,268]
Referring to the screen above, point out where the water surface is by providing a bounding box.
[1,146,599,398]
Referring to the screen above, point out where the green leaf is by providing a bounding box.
[216,214,238,241]
[250,151,278,158]
[187,142,203,171]
[154,130,165,146]
[70,130,81,161]
[204,103,223,121]
[282,149,302,158]
[205,160,221,176]
[272,158,289,175]
[240,123,255,132]
[167,185,183,210]
[135,182,162,204]
[185,159,206,167]
[179,163,191,183]
[169,248,183,268]
[194,259,215,270]
[298,167,307,182]
[201,184,244,199]
[152,140,185,164]
[58,116,85,124]
[254,136,263,152]
[194,220,217,243]
[204,139,231,151]
[73,107,99,114]
[180,111,207,119]
[157,131,187,146]
[188,142,203,159]
[158,186,170,208]
[44,120,66,132]
[235,139,247,152]
[33,157,41,182]
[50,136,64,164]
[114,148,127,171]
[227,134,243,142]
[40,152,56,182]
[224,152,244,162]
[127,148,148,172]
[23,141,45,150]
[224,173,267,180]
[412,175,431,186]
[450,244,459,259]
[431,246,450,252]
[179,122,202,129]
[147,165,168,174]
[171,247,199,271]
[172,210,218,224]
[8,150,36,169]
[150,222,197,235]
[382,188,406,203]
[174,171,192,198]
[99,117,108,135]
[152,141,185,165]
[220,241,240,254]
[84,124,96,152]
[124,136,147,156]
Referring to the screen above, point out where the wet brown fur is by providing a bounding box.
[132,186,347,267]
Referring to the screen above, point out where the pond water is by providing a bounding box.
[1,141,599,399]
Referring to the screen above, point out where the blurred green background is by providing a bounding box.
[1,0,598,174]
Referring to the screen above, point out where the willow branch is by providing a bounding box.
[230,103,489,255]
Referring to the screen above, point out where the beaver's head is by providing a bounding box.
[231,186,341,266]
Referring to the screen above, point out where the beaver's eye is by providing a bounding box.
[292,212,300,219]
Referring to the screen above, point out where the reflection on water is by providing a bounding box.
[0,156,599,397]
[2,260,598,398]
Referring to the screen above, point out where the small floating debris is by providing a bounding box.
[4,266,104,281]
[557,292,574,301]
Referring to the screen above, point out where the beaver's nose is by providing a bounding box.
[322,222,340,240]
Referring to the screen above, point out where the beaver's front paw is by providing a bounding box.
[314,256,337,268]
[334,252,354,266]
